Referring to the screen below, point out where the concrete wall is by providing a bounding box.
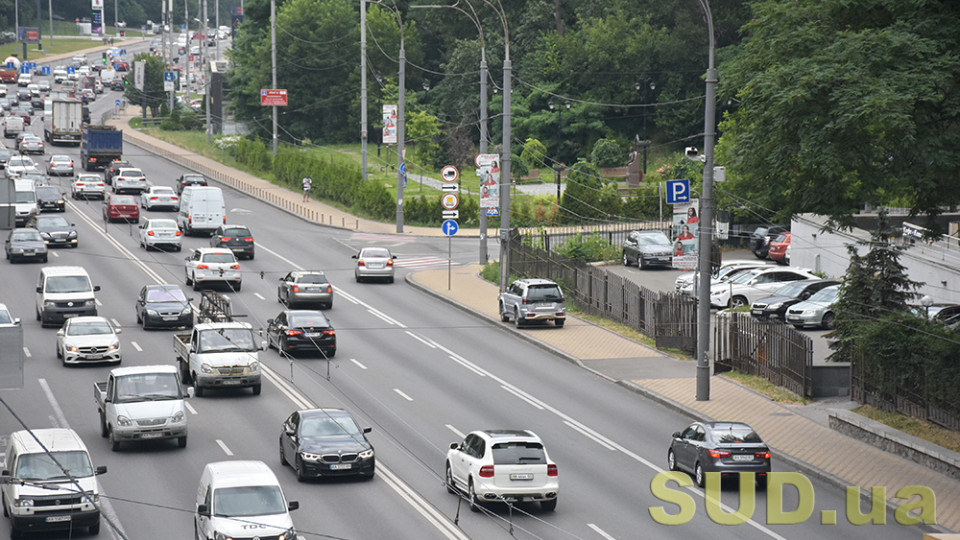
[809,363,849,398]
[792,214,960,304]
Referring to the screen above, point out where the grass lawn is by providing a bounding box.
[853,405,960,453]
[0,38,114,61]
[720,370,811,405]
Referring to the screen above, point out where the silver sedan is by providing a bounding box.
[46,155,74,176]
[56,316,122,365]
[353,247,396,283]
[277,271,334,308]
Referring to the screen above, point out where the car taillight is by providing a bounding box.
[197,264,209,269]
[291,286,300,293]
[230,264,240,269]
[326,286,332,293]
[386,259,394,266]
[147,231,155,236]
[755,451,771,459]
[286,330,303,336]
[357,259,365,267]
[150,197,158,201]
[708,449,731,459]
[322,329,335,336]
[479,465,494,478]
[175,231,182,236]
[97,183,104,187]
[244,237,253,242]
[220,237,231,242]
[521,298,529,304]
[547,464,558,477]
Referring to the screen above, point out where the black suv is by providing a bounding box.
[175,173,208,194]
[750,225,788,259]
[105,159,132,185]
[210,225,255,260]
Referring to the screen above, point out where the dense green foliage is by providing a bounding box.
[3,1,234,28]
[553,233,620,261]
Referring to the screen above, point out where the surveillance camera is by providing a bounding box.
[685,147,699,158]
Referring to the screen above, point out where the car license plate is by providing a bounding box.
[86,353,103,360]
[510,473,534,481]
[142,432,163,439]
[63,314,76,319]
[304,332,320,338]
[45,515,71,523]
[732,455,753,462]
[222,379,242,385]
[22,252,34,256]
[162,316,177,321]
[369,263,383,269]
[330,463,352,470]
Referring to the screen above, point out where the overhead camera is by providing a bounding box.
[684,146,706,163]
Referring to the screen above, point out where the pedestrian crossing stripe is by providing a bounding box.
[350,233,416,244]
[394,257,458,269]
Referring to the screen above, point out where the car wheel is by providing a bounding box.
[555,319,565,328]
[622,252,631,266]
[3,493,8,518]
[179,361,190,384]
[100,412,108,438]
[56,344,61,359]
[445,463,456,494]
[541,498,557,511]
[295,456,307,482]
[514,308,524,328]
[668,449,678,471]
[637,255,647,270]
[233,281,242,292]
[468,479,480,512]
[821,312,836,330]
[499,302,509,322]
[109,427,120,451]
[280,440,288,466]
[252,383,261,395]
[695,462,705,488]
[178,436,187,448]
[41,255,48,263]
[193,374,204,397]
[192,275,200,291]
[731,296,749,309]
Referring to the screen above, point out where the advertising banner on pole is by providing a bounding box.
[671,198,700,270]
[476,153,500,209]
[382,104,398,144]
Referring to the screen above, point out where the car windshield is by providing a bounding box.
[213,486,286,517]
[11,231,42,241]
[527,285,563,302]
[287,313,330,327]
[111,196,136,205]
[183,175,205,183]
[222,227,251,236]
[636,233,671,246]
[67,320,112,336]
[51,155,69,161]
[121,169,143,176]
[362,248,391,258]
[146,288,187,303]
[77,176,100,183]
[712,426,763,444]
[115,373,180,402]
[45,276,91,293]
[773,281,811,298]
[809,285,840,303]
[729,270,760,285]
[36,216,69,227]
[202,253,236,264]
[150,220,178,230]
[197,328,256,352]
[15,451,94,481]
[14,192,35,203]
[36,187,60,198]
[9,158,32,167]
[152,187,175,194]
[301,415,361,437]
[492,441,547,465]
[296,274,328,284]
[0,310,12,324]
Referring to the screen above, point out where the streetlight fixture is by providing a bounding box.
[921,295,934,320]
[635,79,655,176]
[548,98,571,205]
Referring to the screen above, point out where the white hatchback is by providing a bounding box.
[710,266,818,308]
[72,174,106,200]
[139,218,182,251]
[140,185,179,210]
[184,248,241,291]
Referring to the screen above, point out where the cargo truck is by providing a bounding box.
[80,125,122,170]
[44,99,84,145]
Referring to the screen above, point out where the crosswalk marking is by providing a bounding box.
[350,232,416,245]
[393,256,458,269]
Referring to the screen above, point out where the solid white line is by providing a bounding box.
[38,379,68,428]
[110,318,121,327]
[393,388,413,402]
[445,424,464,439]
[261,366,312,410]
[95,298,103,307]
[349,358,367,370]
[216,439,234,456]
[131,341,142,352]
[51,251,59,257]
[564,421,617,451]
[447,355,487,377]
[22,347,30,358]
[184,401,197,415]
[501,385,545,410]
[377,464,469,540]
[587,523,617,540]
[405,330,437,348]
[253,292,265,300]
[367,309,397,326]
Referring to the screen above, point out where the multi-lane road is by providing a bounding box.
[0,44,921,540]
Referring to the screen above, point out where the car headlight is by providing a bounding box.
[214,533,229,540]
[767,302,783,310]
[181,306,192,314]
[39,231,51,239]
[67,345,79,353]
[10,247,22,253]
[172,410,184,423]
[200,363,214,374]
[14,498,34,508]
[68,231,77,238]
[85,300,96,307]
[359,448,374,459]
[108,342,119,352]
[300,452,320,462]
[116,415,132,426]
[279,528,297,540]
[249,361,259,372]
[146,309,159,316]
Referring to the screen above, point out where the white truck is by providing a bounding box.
[2,115,23,138]
[44,99,84,145]
[94,365,193,451]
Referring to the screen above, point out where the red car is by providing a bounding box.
[102,194,140,224]
[767,232,791,264]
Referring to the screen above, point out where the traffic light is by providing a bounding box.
[119,31,125,38]
[102,52,107,64]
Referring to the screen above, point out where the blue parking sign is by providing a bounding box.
[666,179,691,204]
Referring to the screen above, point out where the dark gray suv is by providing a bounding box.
[498,278,565,328]
[622,230,673,269]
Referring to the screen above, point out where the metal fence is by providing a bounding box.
[507,230,696,352]
[518,220,670,254]
[714,313,814,397]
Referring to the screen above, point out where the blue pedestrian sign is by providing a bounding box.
[486,208,499,217]
[66,66,75,74]
[41,66,50,75]
[399,162,406,176]
[5,62,13,69]
[115,99,121,107]
[164,71,176,82]
[441,220,459,236]
[666,179,691,204]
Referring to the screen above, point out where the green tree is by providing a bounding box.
[520,138,549,172]
[591,138,624,167]
[717,0,960,229]
[124,54,166,117]
[406,110,442,169]
[560,159,605,223]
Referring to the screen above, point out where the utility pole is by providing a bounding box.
[360,0,367,180]
[35,0,40,51]
[185,0,190,99]
[270,0,277,155]
[478,46,488,263]
[114,0,119,37]
[396,32,405,233]
[215,0,220,60]
[204,0,211,143]
[47,0,52,44]
[497,23,512,292]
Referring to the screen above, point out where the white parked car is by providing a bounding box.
[56,316,122,365]
[140,185,179,210]
[445,430,559,512]
[709,266,818,308]
[72,174,106,200]
[184,248,241,291]
[112,167,148,194]
[139,219,182,251]
[675,260,775,297]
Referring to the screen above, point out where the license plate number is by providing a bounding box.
[22,252,34,256]
[86,354,103,360]
[369,264,383,269]
[510,473,534,481]
[304,332,320,338]
[162,317,177,321]
[330,463,352,470]
[142,432,163,439]
[222,379,242,385]
[63,314,77,319]
[732,455,753,462]
[45,515,71,523]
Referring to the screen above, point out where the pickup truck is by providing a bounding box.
[95,365,193,451]
[174,322,266,396]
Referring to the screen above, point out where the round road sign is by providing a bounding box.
[441,165,459,183]
[441,193,459,210]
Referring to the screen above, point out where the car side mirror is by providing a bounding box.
[36,286,41,293]
[186,387,195,398]
[266,319,274,326]
[94,285,101,292]
[1,470,8,476]
[114,327,122,334]
[260,340,268,351]
[288,501,299,512]
[197,504,209,516]
[450,442,459,450]
[363,427,372,434]
[56,329,64,337]
[672,432,681,439]
[352,254,358,259]
[12,318,20,325]
[95,466,107,475]
[285,427,295,437]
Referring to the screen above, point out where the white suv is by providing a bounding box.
[498,278,565,328]
[113,167,148,194]
[445,430,559,512]
[710,266,817,308]
[184,248,241,291]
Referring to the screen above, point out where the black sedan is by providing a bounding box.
[25,215,78,248]
[668,421,771,489]
[135,284,193,329]
[35,185,66,212]
[266,310,336,357]
[279,408,375,481]
[750,279,840,320]
[5,228,47,263]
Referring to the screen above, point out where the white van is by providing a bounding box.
[1,428,107,536]
[36,265,100,327]
[178,186,226,236]
[3,115,24,138]
[195,461,298,540]
[13,178,37,226]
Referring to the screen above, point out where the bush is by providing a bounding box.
[553,233,620,261]
[591,138,624,167]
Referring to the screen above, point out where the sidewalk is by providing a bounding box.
[408,265,960,534]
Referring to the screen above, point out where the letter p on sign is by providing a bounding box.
[666,179,690,204]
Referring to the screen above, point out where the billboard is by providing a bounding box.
[672,199,700,270]
[260,89,287,106]
[18,28,40,44]
[382,104,398,144]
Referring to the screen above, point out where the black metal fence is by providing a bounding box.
[714,313,814,397]
[507,230,696,352]
[518,220,670,254]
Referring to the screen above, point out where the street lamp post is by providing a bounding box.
[635,79,655,176]
[548,98,570,205]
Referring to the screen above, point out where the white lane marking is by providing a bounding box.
[501,385,545,410]
[131,341,142,352]
[349,358,367,370]
[393,388,413,402]
[38,378,126,540]
[216,439,234,456]
[22,347,31,358]
[51,251,59,257]
[261,367,312,410]
[184,401,198,415]
[253,292,265,300]
[588,523,616,540]
[110,318,121,327]
[95,298,103,307]
[405,330,436,348]
[368,309,398,326]
[447,355,486,377]
[445,424,464,439]
[564,421,616,451]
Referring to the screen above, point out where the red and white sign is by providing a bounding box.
[260,89,288,106]
[440,193,459,210]
[440,165,459,183]
[475,153,498,168]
